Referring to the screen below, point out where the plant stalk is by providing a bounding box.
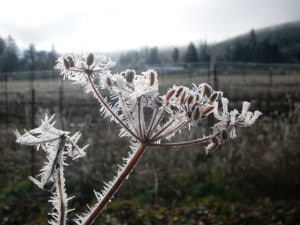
[55,136,67,225]
[83,143,147,225]
[57,165,66,225]
[87,74,140,141]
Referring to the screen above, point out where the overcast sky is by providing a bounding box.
[1,0,300,53]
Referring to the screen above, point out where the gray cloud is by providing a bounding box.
[1,0,299,52]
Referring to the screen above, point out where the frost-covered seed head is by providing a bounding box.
[206,136,220,153]
[187,95,194,105]
[124,70,135,83]
[63,58,70,69]
[203,83,213,97]
[180,90,187,105]
[221,130,228,140]
[192,107,200,120]
[120,69,135,83]
[66,56,75,67]
[106,77,112,87]
[202,105,215,117]
[210,91,221,103]
[86,53,95,66]
[165,89,176,102]
[148,70,156,86]
[176,86,184,97]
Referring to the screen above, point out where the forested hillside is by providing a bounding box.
[211,21,300,63]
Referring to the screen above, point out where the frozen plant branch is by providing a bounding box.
[54,52,262,224]
[16,52,262,225]
[15,114,88,225]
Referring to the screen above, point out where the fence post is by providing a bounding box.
[4,72,8,127]
[30,88,36,177]
[269,67,273,87]
[59,81,65,130]
[211,63,218,90]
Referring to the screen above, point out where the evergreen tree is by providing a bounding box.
[119,51,139,67]
[2,36,19,72]
[232,40,248,62]
[172,47,179,63]
[46,45,58,69]
[0,36,5,71]
[257,39,281,63]
[146,47,160,65]
[185,42,198,63]
[248,29,257,61]
[22,44,37,70]
[198,42,210,62]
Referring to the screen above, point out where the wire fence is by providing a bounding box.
[1,62,300,128]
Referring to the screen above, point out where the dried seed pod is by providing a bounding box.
[106,77,112,87]
[165,89,176,102]
[176,86,184,97]
[221,130,228,140]
[203,83,212,96]
[66,56,75,67]
[202,105,215,116]
[86,53,95,66]
[149,71,156,86]
[63,58,70,69]
[191,102,199,111]
[187,95,194,105]
[192,107,200,120]
[180,90,187,105]
[210,91,221,103]
[206,137,219,153]
[125,70,135,83]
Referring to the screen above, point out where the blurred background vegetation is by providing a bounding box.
[0,21,300,224]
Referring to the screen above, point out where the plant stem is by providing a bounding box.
[55,136,67,225]
[57,165,66,225]
[149,133,218,147]
[83,143,148,225]
[87,74,140,141]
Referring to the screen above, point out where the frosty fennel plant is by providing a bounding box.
[15,53,262,225]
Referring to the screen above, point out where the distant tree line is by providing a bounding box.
[117,42,212,68]
[0,35,58,72]
[1,25,300,72]
[223,30,282,63]
[118,26,300,67]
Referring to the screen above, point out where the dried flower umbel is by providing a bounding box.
[16,52,262,225]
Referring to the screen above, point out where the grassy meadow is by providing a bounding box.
[0,71,300,224]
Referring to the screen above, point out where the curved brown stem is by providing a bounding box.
[82,143,148,225]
